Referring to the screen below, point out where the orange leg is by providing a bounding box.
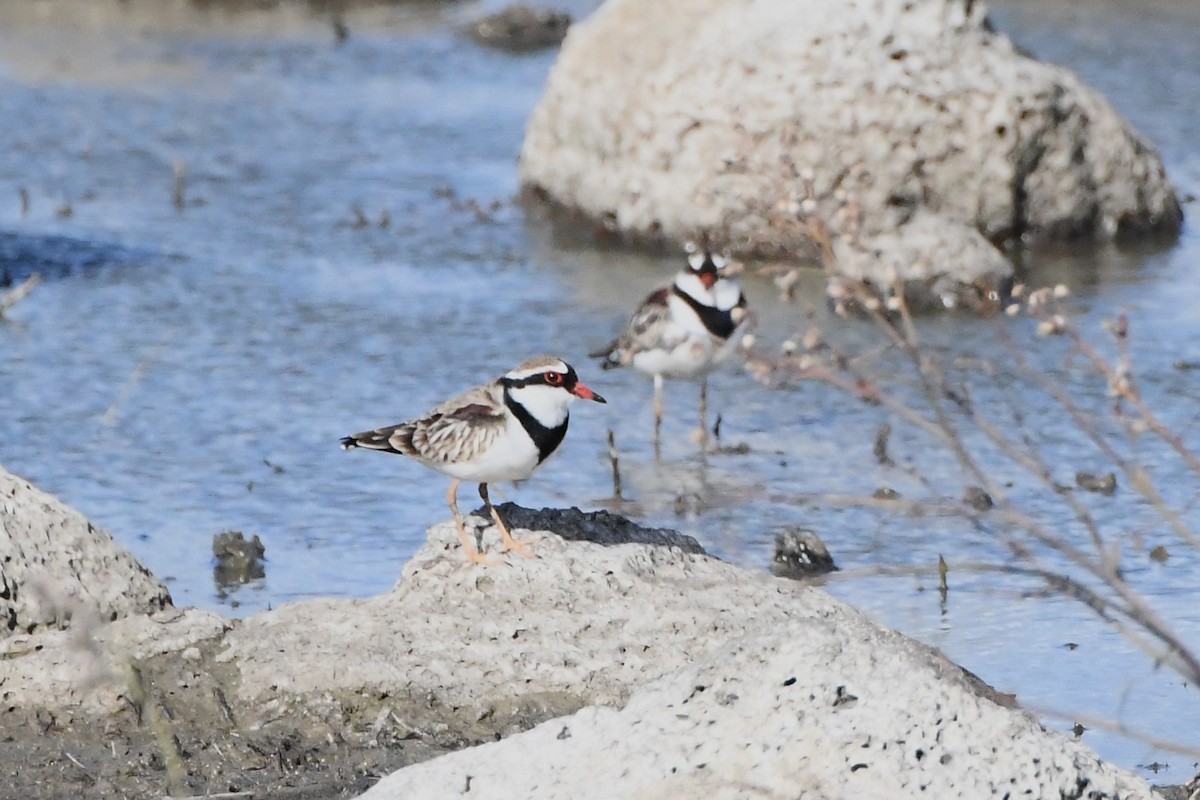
[479,483,536,559]
[447,479,496,565]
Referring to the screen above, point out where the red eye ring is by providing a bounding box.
[544,371,564,386]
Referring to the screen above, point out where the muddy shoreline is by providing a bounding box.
[0,624,1189,800]
[1,635,442,800]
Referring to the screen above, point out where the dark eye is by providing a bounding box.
[544,371,564,386]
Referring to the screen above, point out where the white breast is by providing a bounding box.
[666,292,714,339]
[632,312,719,379]
[428,412,543,483]
[631,296,750,380]
[711,279,742,311]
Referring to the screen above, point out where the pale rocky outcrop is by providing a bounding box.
[0,606,230,718]
[519,0,1181,299]
[0,466,171,636]
[0,504,1162,799]
[353,515,1156,799]
[362,620,1152,800]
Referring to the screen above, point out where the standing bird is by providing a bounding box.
[340,356,606,564]
[591,245,751,454]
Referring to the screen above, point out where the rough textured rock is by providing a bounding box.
[481,502,705,551]
[519,0,1181,295]
[824,207,1016,309]
[0,466,171,637]
[360,623,1157,800]
[0,505,1160,798]
[0,607,231,719]
[466,4,571,52]
[217,515,810,741]
[770,526,837,578]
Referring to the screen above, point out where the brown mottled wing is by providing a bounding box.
[404,382,508,465]
[592,287,679,367]
[341,381,507,464]
[340,421,420,456]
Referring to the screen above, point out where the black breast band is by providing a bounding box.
[504,388,569,463]
[672,285,740,339]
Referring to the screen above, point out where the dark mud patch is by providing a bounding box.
[0,612,599,799]
[0,638,451,800]
[483,502,706,551]
[0,231,157,286]
[466,4,571,52]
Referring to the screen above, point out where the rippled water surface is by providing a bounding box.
[1,0,1197,777]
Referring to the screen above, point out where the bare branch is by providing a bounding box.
[0,273,40,316]
[763,282,1200,687]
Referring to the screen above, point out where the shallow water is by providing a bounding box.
[0,0,1197,778]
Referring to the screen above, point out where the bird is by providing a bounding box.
[340,356,606,564]
[591,244,752,454]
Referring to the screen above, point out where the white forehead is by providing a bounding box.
[507,358,569,380]
[686,251,729,271]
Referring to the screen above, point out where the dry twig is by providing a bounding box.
[754,266,1200,687]
[0,273,40,317]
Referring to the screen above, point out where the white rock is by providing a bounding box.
[0,607,231,718]
[219,518,812,728]
[361,626,1157,798]
[520,0,1181,292]
[0,503,1161,798]
[0,465,172,638]
[358,536,1157,800]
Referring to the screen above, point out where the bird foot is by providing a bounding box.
[462,547,502,566]
[453,519,501,566]
[484,500,538,559]
[499,529,538,559]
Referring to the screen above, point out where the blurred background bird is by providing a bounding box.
[592,243,753,455]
